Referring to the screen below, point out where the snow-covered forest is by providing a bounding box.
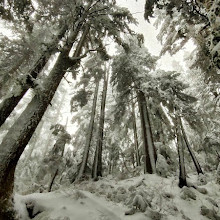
[0,0,220,219]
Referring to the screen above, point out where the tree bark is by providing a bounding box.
[92,72,109,180]
[48,136,67,192]
[0,23,89,219]
[137,90,156,174]
[131,96,141,167]
[175,116,187,188]
[157,107,166,145]
[0,25,68,127]
[48,169,59,192]
[180,117,203,175]
[76,81,99,181]
[142,96,157,173]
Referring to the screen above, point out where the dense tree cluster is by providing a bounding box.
[0,0,219,219]
[144,0,220,82]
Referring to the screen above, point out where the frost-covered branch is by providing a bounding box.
[69,48,100,63]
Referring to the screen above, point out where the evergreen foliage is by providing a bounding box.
[0,1,219,219]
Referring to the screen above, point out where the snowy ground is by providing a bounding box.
[14,173,220,220]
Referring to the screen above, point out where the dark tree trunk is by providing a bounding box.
[48,137,67,192]
[153,107,166,145]
[108,147,115,175]
[131,95,141,167]
[0,25,68,127]
[76,81,99,181]
[92,72,109,180]
[142,96,157,171]
[175,116,187,188]
[137,90,156,174]
[48,169,59,192]
[137,91,152,174]
[180,117,204,175]
[0,24,89,219]
[0,89,27,127]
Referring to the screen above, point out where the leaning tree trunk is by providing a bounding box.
[0,54,29,96]
[137,90,156,174]
[92,72,109,180]
[0,23,89,219]
[76,81,99,181]
[0,25,68,127]
[175,115,187,188]
[180,117,203,175]
[131,95,141,167]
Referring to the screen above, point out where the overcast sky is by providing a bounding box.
[117,0,192,72]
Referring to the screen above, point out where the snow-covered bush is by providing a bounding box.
[132,194,147,212]
[116,172,128,181]
[125,190,152,215]
[146,209,166,220]
[180,187,196,200]
[197,174,207,186]
[200,205,220,220]
[159,145,178,173]
[156,154,169,177]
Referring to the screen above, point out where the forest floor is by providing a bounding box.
[15,173,220,220]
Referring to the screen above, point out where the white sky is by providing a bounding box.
[117,0,194,72]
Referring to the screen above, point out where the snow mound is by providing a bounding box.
[14,173,220,220]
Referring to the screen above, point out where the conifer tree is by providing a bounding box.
[0,1,137,217]
[92,70,110,180]
[73,55,104,181]
[111,36,158,174]
[144,0,220,82]
[0,25,68,127]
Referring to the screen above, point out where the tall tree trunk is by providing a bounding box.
[108,156,113,175]
[76,81,99,181]
[137,90,156,174]
[0,24,89,219]
[153,107,165,145]
[0,25,68,127]
[180,117,203,175]
[92,72,109,180]
[131,96,141,167]
[48,169,59,192]
[48,134,67,192]
[175,115,187,188]
[142,96,157,172]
